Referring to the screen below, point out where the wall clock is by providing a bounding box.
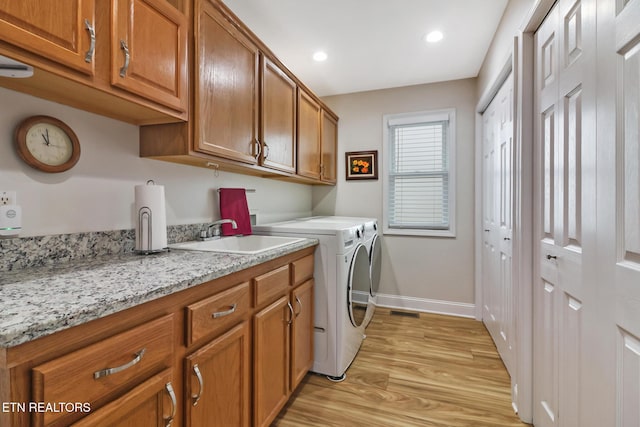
[14,115,80,173]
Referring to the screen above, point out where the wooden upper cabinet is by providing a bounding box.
[195,0,259,165]
[111,0,188,113]
[261,56,297,173]
[0,0,96,75]
[297,89,322,180]
[321,110,338,184]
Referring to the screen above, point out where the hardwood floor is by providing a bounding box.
[273,308,531,427]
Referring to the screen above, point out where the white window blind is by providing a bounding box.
[383,109,455,237]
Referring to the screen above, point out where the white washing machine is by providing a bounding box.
[298,216,382,329]
[253,219,370,381]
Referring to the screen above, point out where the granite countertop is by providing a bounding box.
[0,238,317,349]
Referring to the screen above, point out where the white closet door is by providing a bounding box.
[482,72,515,377]
[592,0,640,425]
[482,98,498,345]
[533,0,597,426]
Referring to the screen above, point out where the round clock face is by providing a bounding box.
[15,116,80,173]
[25,123,74,166]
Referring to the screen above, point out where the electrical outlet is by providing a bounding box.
[0,191,16,205]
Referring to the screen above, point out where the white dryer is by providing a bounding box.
[253,220,369,381]
[299,216,381,329]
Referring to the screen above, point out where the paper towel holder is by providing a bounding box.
[136,206,166,254]
[135,180,169,255]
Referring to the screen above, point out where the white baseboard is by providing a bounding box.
[374,293,476,318]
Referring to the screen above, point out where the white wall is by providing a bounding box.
[315,78,477,307]
[0,87,312,237]
[477,0,535,100]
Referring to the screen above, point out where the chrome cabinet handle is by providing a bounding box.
[212,303,237,319]
[263,142,270,160]
[287,301,294,325]
[253,139,262,159]
[191,364,204,406]
[119,40,130,77]
[294,296,302,317]
[93,348,146,379]
[84,19,95,63]
[164,382,177,427]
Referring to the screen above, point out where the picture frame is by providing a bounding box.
[345,150,378,180]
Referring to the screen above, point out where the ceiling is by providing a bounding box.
[221,0,509,97]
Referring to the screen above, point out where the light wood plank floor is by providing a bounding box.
[273,308,531,427]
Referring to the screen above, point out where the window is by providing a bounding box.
[382,109,456,237]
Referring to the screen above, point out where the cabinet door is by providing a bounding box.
[254,295,291,427]
[185,321,251,427]
[195,0,259,164]
[321,110,338,183]
[70,369,177,427]
[0,0,96,75]
[111,0,188,112]
[261,56,296,173]
[297,89,321,180]
[291,279,314,390]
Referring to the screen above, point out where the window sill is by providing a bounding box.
[382,227,456,238]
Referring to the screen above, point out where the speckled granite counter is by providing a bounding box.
[0,238,317,349]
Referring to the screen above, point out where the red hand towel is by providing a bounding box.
[219,188,252,236]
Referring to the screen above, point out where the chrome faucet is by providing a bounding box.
[200,219,238,240]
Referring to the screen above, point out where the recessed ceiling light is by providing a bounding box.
[313,51,328,62]
[425,31,444,43]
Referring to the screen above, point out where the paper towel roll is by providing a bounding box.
[135,182,167,253]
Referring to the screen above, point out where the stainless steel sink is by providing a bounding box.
[168,235,306,255]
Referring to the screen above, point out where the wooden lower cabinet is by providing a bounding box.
[253,296,291,427]
[253,279,315,427]
[0,247,315,427]
[291,280,314,390]
[70,369,176,427]
[185,321,251,427]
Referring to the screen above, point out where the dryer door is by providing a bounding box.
[369,234,382,297]
[347,243,371,327]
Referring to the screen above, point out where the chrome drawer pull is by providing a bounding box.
[164,382,177,427]
[212,303,237,319]
[119,40,130,77]
[294,296,302,317]
[93,348,146,379]
[192,364,204,406]
[287,301,294,325]
[84,19,95,63]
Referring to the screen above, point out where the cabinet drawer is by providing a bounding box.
[254,265,290,306]
[291,254,314,286]
[32,314,174,427]
[186,281,251,345]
